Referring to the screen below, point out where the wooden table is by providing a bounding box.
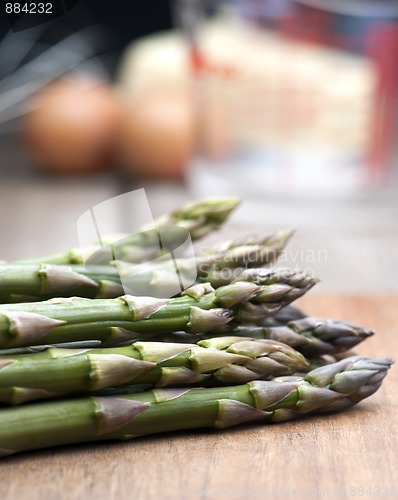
[0,295,397,500]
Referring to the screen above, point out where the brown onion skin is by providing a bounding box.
[23,77,122,174]
[117,90,195,179]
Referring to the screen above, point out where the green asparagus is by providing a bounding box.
[0,337,308,405]
[15,197,240,265]
[197,229,294,287]
[0,230,294,302]
[0,264,124,303]
[211,316,373,356]
[0,272,318,349]
[149,317,373,356]
[261,304,307,326]
[0,356,390,456]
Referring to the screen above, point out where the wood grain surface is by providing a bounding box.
[0,295,397,500]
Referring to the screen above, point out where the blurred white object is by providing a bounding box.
[117,35,195,178]
[175,0,398,228]
[117,32,189,96]
[189,21,378,196]
[117,28,376,188]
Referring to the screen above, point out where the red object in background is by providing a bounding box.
[189,46,237,78]
[189,45,207,75]
[365,24,398,185]
[280,9,398,187]
[188,5,398,189]
[278,6,331,45]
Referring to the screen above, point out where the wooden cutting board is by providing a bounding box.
[0,295,397,500]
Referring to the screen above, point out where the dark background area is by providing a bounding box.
[0,0,174,178]
[77,0,173,69]
[0,0,174,76]
[84,0,173,44]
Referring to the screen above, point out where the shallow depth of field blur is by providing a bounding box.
[0,0,397,291]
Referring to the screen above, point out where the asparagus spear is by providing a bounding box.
[0,315,368,360]
[0,338,308,405]
[211,317,374,356]
[297,354,343,373]
[0,264,124,303]
[258,305,370,354]
[114,229,295,296]
[197,229,294,287]
[15,197,240,265]
[142,197,240,240]
[0,271,318,349]
[150,317,374,356]
[0,356,391,457]
[261,304,307,327]
[0,230,294,302]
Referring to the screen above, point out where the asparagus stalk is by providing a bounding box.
[261,304,307,327]
[0,230,294,302]
[15,197,240,265]
[0,338,308,405]
[0,315,367,360]
[114,229,295,295]
[127,317,373,357]
[0,356,391,456]
[297,354,342,373]
[209,317,374,356]
[142,197,240,240]
[0,264,124,303]
[197,229,294,287]
[0,306,307,355]
[0,271,318,349]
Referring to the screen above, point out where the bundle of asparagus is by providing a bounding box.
[0,197,392,457]
[0,229,294,302]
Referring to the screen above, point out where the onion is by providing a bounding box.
[23,76,121,174]
[117,90,195,178]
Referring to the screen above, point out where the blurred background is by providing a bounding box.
[0,0,397,291]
